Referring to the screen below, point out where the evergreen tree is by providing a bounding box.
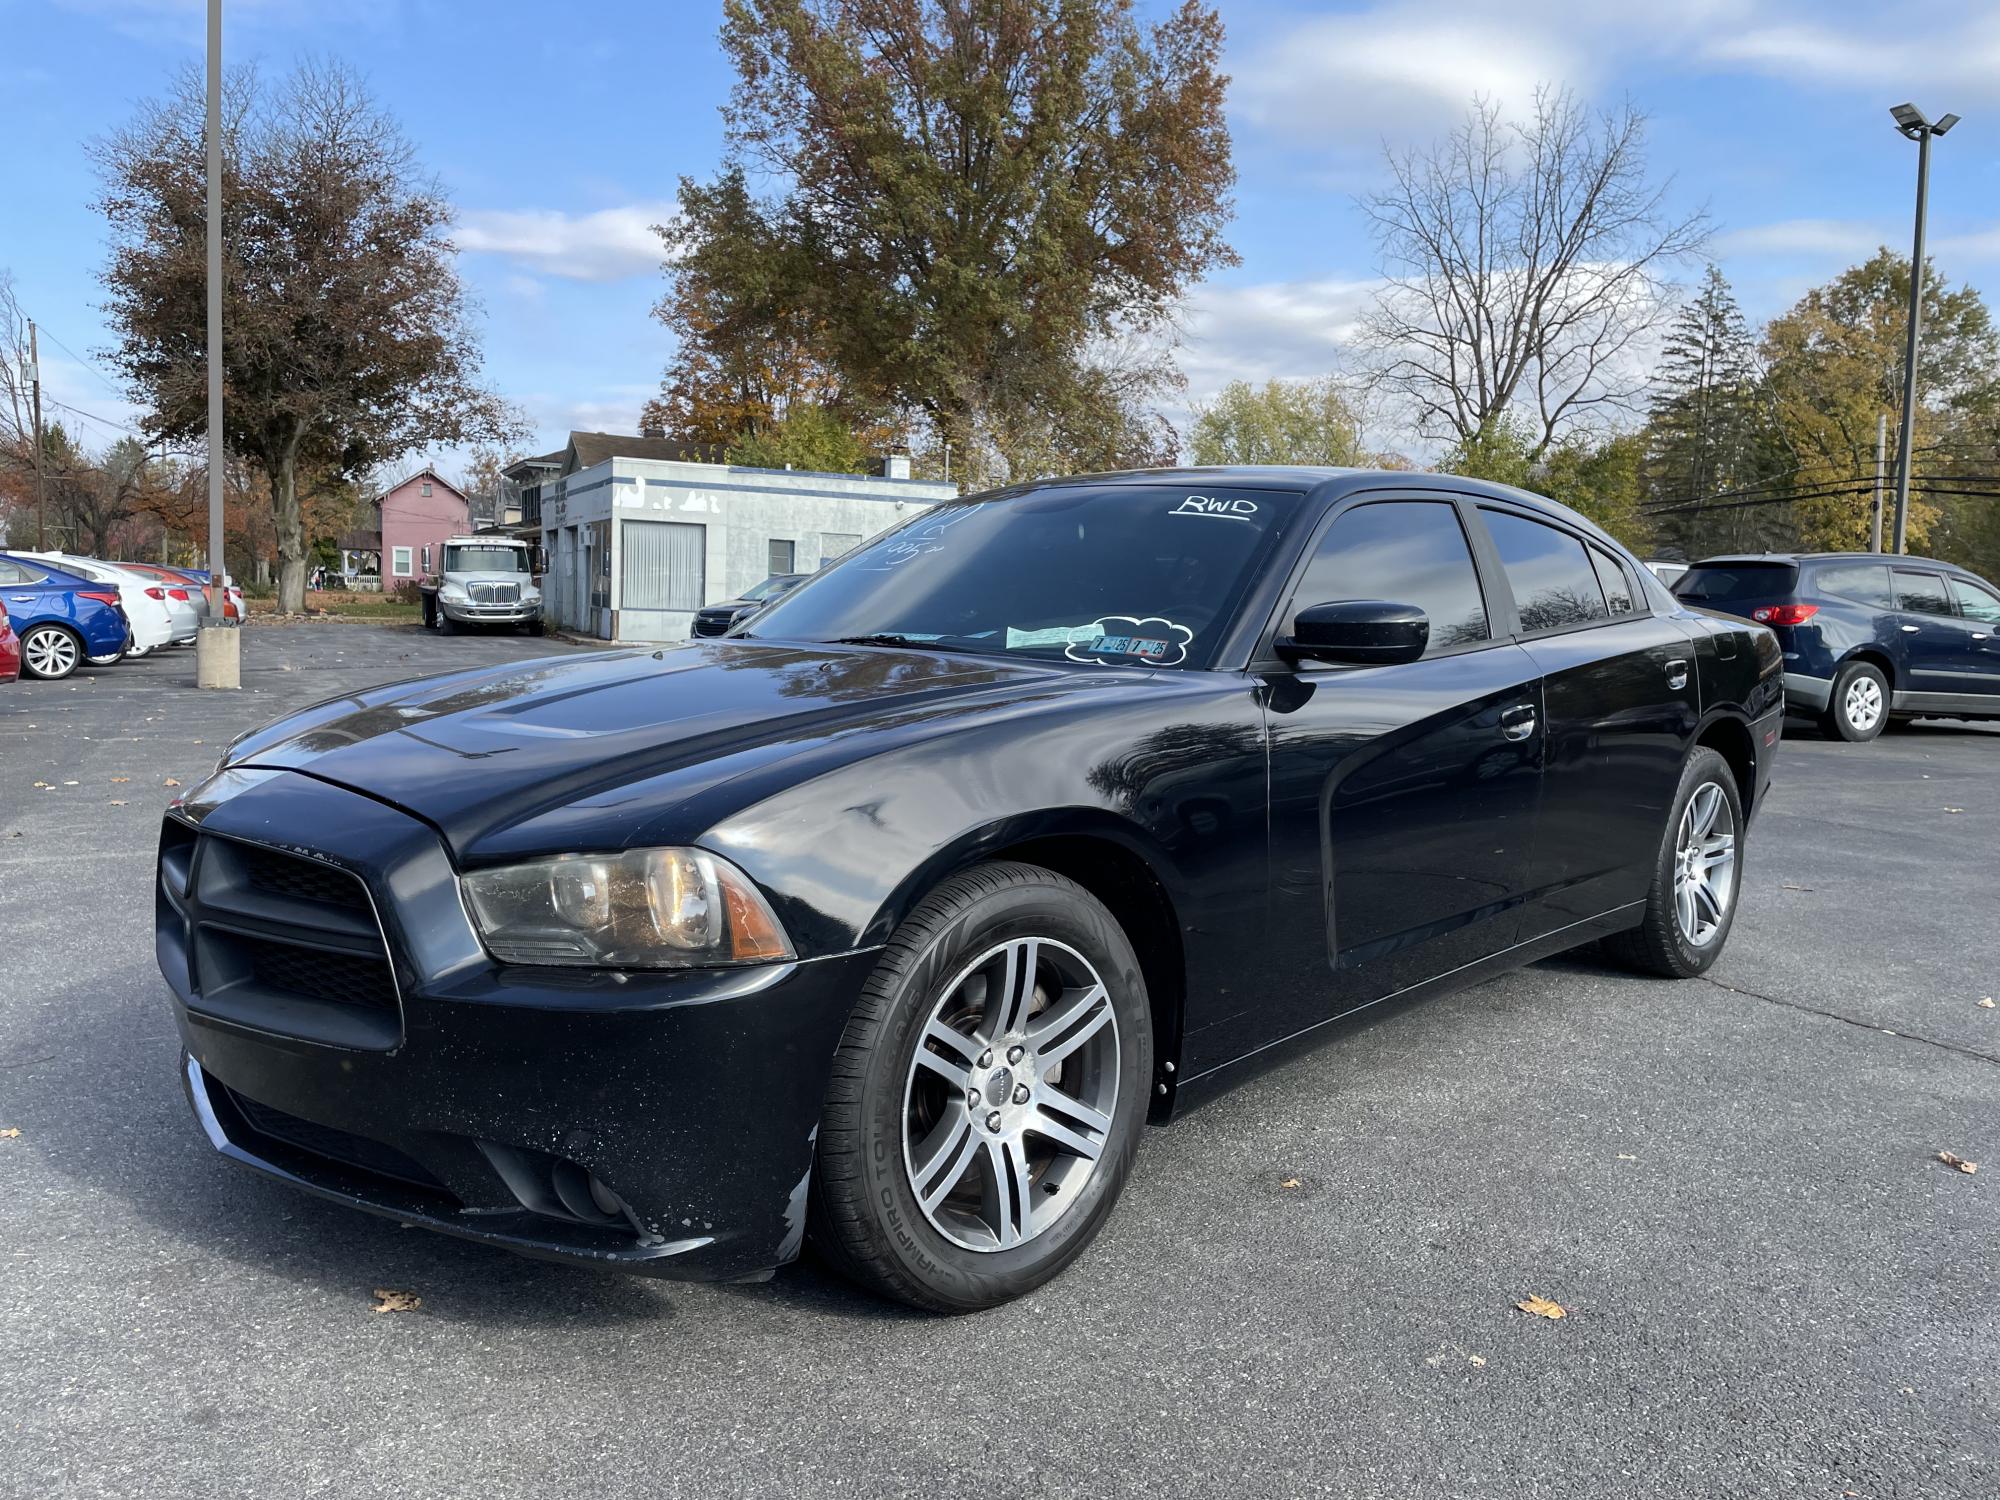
[1641,266,1780,558]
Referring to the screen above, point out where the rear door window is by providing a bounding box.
[1814,563,1894,609]
[1480,509,1609,633]
[1892,570,1953,617]
[1290,501,1491,653]
[1948,577,2000,625]
[1673,562,1799,603]
[1589,546,1639,615]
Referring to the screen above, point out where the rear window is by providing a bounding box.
[1673,563,1799,603]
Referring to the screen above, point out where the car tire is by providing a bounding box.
[525,620,545,637]
[809,861,1152,1312]
[437,609,457,635]
[1821,660,1888,742]
[421,595,436,629]
[20,624,85,681]
[1604,747,1744,980]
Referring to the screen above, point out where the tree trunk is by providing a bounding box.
[272,439,308,613]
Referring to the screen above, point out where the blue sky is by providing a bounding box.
[5,0,2000,472]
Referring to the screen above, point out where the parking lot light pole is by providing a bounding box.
[196,0,240,688]
[1889,102,1959,557]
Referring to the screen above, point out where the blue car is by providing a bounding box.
[1675,551,2000,741]
[0,552,131,680]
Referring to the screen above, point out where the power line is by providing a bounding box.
[22,318,130,407]
[41,397,148,442]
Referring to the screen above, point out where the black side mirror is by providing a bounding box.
[1277,600,1429,667]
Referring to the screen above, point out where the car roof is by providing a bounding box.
[1689,551,1978,575]
[0,552,90,585]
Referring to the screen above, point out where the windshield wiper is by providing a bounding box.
[826,633,967,652]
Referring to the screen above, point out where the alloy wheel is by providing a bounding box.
[23,627,78,679]
[1673,781,1737,947]
[1844,675,1883,732]
[901,937,1120,1253]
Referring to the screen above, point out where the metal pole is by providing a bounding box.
[1892,127,1931,557]
[28,321,45,550]
[1871,411,1887,553]
[196,0,239,687]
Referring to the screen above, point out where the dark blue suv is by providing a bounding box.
[1674,552,2000,741]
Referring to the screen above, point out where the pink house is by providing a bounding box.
[340,465,470,587]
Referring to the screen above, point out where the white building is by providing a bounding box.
[503,433,956,642]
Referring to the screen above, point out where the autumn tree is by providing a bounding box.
[1761,249,2000,553]
[1187,378,1364,466]
[1361,87,1707,458]
[94,60,520,612]
[662,0,1236,487]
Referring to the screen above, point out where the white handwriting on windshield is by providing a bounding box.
[1171,495,1259,520]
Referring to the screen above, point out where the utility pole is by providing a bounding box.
[1871,412,1887,553]
[196,0,240,687]
[1889,102,1960,557]
[28,321,46,550]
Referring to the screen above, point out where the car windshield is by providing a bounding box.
[444,546,528,573]
[743,483,1301,668]
[743,574,801,601]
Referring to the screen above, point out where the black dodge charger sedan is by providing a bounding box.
[156,469,1783,1310]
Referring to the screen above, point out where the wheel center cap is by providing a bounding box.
[983,1066,1015,1108]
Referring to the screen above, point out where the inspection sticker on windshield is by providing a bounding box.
[1063,616,1193,667]
[1170,494,1259,520]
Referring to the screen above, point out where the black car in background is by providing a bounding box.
[156,469,1782,1310]
[1675,552,2000,741]
[688,571,807,637]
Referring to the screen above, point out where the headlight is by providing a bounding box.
[440,583,468,601]
[460,848,794,968]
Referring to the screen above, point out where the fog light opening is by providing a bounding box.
[549,1158,630,1228]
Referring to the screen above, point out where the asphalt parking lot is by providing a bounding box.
[1,624,1994,1500]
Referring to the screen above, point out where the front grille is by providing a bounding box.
[237,931,395,1010]
[224,1086,450,1195]
[469,581,520,605]
[162,827,403,1049]
[234,843,369,909]
[691,611,731,638]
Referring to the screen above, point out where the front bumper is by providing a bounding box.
[439,598,541,625]
[156,768,874,1281]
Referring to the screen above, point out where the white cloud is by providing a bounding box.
[455,204,674,283]
[1713,219,1887,259]
[1702,15,2000,95]
[1175,277,1381,405]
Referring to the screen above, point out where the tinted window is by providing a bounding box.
[1590,547,1638,614]
[0,559,47,585]
[1481,509,1608,632]
[1893,570,1953,616]
[1949,577,2000,625]
[747,484,1301,669]
[1673,562,1799,602]
[443,545,529,573]
[1290,501,1489,653]
[1814,563,1894,609]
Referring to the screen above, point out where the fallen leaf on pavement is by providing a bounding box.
[1979,998,1995,1009]
[108,800,127,807]
[1616,1153,1638,1161]
[1516,1295,1566,1320]
[110,777,129,783]
[1944,806,1965,815]
[1937,1152,1978,1175]
[61,780,78,786]
[369,1288,421,1313]
[1280,1177,1301,1189]
[0,1128,20,1139]
[1468,1354,1486,1367]
[162,778,181,787]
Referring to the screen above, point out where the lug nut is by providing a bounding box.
[978,1049,994,1068]
[985,1111,1003,1133]
[1012,1084,1030,1105]
[967,1087,982,1108]
[1006,1045,1024,1065]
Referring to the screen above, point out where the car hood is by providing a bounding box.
[225,640,1110,858]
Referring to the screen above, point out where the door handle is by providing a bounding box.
[9,595,31,603]
[1499,704,1537,741]
[1664,658,1689,691]
[1901,624,1920,633]
[1974,633,1990,641]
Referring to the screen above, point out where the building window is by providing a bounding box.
[588,520,611,612]
[768,538,797,576]
[421,481,433,497]
[621,519,705,611]
[819,532,860,569]
[391,546,414,577]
